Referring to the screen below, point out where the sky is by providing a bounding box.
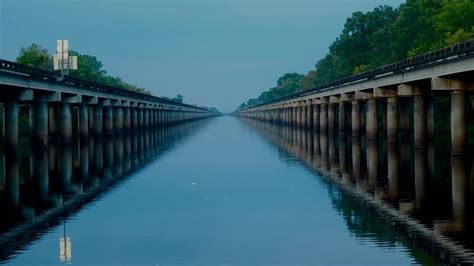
[0,0,404,112]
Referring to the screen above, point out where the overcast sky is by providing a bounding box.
[0,0,403,112]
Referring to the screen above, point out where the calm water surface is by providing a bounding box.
[1,117,449,264]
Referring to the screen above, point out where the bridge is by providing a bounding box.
[0,59,219,149]
[236,40,474,155]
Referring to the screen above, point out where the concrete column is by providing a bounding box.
[320,103,328,132]
[387,97,398,143]
[328,103,335,133]
[138,108,144,129]
[366,98,378,140]
[399,99,410,138]
[451,91,467,155]
[301,103,307,128]
[94,105,102,137]
[132,108,138,130]
[339,102,345,133]
[306,102,313,129]
[4,101,18,148]
[79,103,89,139]
[48,106,57,136]
[104,105,113,135]
[351,101,360,137]
[427,96,434,139]
[33,100,48,148]
[414,96,426,148]
[124,107,131,133]
[313,104,319,130]
[115,106,124,134]
[59,102,72,143]
[144,109,149,129]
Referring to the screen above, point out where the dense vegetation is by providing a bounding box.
[238,0,474,110]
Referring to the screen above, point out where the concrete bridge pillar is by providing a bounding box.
[115,106,124,134]
[306,100,313,129]
[313,104,319,131]
[301,102,307,128]
[94,104,103,137]
[138,107,144,129]
[4,101,18,148]
[399,99,410,139]
[339,102,346,133]
[351,101,360,137]
[427,96,434,140]
[33,99,48,148]
[387,97,398,143]
[124,107,131,133]
[104,105,113,135]
[414,95,426,149]
[328,103,335,133]
[59,102,72,143]
[48,105,57,137]
[293,106,298,126]
[319,101,328,132]
[366,98,378,140]
[451,90,467,155]
[79,102,89,139]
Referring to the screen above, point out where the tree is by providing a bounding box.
[15,43,52,70]
[172,94,184,103]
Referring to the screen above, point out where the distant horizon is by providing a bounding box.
[0,0,404,112]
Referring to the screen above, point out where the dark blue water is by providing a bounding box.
[3,117,440,265]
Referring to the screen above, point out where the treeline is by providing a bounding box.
[238,0,474,110]
[15,43,152,95]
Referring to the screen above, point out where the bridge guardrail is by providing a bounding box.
[0,59,211,112]
[241,39,474,110]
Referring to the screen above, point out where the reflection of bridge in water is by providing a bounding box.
[0,119,212,263]
[242,118,474,264]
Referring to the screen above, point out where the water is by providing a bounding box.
[1,116,471,264]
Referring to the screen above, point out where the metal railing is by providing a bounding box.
[241,39,474,110]
[0,59,211,112]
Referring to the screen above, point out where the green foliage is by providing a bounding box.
[15,43,52,70]
[238,0,474,110]
[15,44,150,94]
[172,94,184,103]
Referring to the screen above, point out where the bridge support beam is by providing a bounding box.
[94,104,103,137]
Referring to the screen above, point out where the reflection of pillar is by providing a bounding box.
[113,136,124,176]
[414,149,427,212]
[33,99,48,148]
[451,91,466,155]
[451,156,468,221]
[414,96,426,148]
[351,101,360,137]
[352,137,361,181]
[301,103,307,128]
[387,144,399,200]
[426,96,434,139]
[320,131,328,172]
[33,148,49,204]
[4,101,18,148]
[59,103,72,143]
[387,97,398,143]
[339,136,349,182]
[79,103,88,139]
[60,144,73,192]
[328,132,338,177]
[366,98,377,140]
[80,140,89,182]
[5,145,19,208]
[367,140,378,187]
